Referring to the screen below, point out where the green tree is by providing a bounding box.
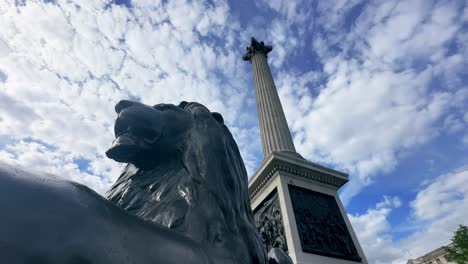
[446,225,468,264]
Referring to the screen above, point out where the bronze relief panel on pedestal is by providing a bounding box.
[253,188,288,254]
[288,185,361,262]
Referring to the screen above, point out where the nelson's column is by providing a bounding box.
[243,37,368,264]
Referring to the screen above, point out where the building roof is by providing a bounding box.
[406,244,453,264]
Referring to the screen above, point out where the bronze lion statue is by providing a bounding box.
[0,100,292,264]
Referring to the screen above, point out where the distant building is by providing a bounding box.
[407,244,454,264]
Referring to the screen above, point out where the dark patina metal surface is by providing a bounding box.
[0,100,294,264]
[289,185,362,262]
[253,188,288,254]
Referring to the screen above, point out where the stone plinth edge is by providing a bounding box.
[248,152,349,200]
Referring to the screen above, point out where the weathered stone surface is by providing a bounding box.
[243,37,298,158]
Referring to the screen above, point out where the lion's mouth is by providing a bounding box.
[106,117,161,162]
[114,127,160,145]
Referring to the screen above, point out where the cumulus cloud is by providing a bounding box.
[0,140,120,193]
[269,0,468,204]
[349,168,468,264]
[0,0,260,192]
[0,1,466,262]
[411,168,468,222]
[246,1,467,261]
[348,196,402,263]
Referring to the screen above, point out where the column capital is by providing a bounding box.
[242,37,273,62]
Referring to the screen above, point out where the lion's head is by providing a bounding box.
[105,100,266,263]
[105,100,194,168]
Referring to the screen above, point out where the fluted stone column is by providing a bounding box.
[243,37,297,158]
[245,37,368,264]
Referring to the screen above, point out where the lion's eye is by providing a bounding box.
[153,104,174,111]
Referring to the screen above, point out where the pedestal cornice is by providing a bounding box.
[248,152,349,200]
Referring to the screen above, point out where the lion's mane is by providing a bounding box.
[106,102,266,262]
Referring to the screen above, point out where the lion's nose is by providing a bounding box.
[115,100,134,114]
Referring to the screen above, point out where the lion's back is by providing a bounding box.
[0,162,116,263]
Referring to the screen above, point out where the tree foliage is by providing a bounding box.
[446,225,468,264]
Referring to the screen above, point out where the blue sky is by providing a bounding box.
[0,0,467,263]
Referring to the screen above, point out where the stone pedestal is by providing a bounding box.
[249,152,368,264]
[243,37,367,263]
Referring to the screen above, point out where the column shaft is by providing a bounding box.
[251,53,296,157]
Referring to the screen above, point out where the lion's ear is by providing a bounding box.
[211,112,224,124]
[178,101,189,108]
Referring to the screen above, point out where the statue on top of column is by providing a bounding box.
[243,37,273,61]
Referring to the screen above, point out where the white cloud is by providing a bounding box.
[348,196,402,264]
[0,0,257,194]
[255,0,310,25]
[349,168,468,264]
[0,1,466,262]
[270,0,467,204]
[0,140,120,194]
[0,92,39,134]
[278,63,455,203]
[411,168,468,222]
[398,168,468,260]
